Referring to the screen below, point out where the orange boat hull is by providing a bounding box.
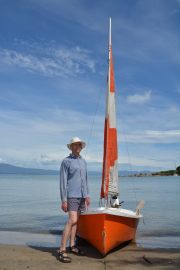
[77,212,140,255]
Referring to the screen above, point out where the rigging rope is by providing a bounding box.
[116,88,138,206]
[84,87,104,160]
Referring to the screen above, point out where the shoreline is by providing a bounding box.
[1,229,180,251]
[0,243,180,270]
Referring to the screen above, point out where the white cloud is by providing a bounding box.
[0,107,104,167]
[127,90,151,104]
[25,0,180,67]
[120,129,180,144]
[38,154,61,165]
[1,105,179,171]
[0,45,95,77]
[1,105,180,168]
[146,129,180,138]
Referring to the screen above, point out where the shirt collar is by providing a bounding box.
[69,153,81,159]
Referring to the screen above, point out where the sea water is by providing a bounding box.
[0,173,180,249]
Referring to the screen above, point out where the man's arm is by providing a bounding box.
[60,160,68,212]
[85,162,90,207]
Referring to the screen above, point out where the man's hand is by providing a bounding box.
[61,201,68,212]
[85,197,90,208]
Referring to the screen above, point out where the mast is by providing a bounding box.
[100,18,119,204]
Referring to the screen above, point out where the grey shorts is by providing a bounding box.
[67,198,86,213]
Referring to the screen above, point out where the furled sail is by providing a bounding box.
[101,18,119,201]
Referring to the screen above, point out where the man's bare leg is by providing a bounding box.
[70,212,79,247]
[60,211,78,252]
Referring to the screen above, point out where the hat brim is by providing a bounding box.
[67,141,86,150]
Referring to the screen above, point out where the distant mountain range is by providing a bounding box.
[0,163,59,175]
[0,163,150,176]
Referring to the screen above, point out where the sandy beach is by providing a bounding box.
[0,243,179,270]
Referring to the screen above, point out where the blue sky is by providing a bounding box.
[0,0,180,171]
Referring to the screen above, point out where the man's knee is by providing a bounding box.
[68,217,77,226]
[68,218,77,226]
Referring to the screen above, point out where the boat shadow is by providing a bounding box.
[76,237,133,258]
[27,235,133,260]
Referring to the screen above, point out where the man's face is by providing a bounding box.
[71,142,82,155]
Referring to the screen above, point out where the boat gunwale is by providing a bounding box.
[81,207,143,219]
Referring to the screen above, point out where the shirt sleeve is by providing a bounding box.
[59,160,68,202]
[85,161,90,197]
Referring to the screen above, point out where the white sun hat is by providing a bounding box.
[67,137,86,149]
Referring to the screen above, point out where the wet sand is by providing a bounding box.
[0,243,180,270]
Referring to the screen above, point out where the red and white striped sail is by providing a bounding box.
[101,18,119,200]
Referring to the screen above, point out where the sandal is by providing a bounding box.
[69,245,86,256]
[56,250,72,263]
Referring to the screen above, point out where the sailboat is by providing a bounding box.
[77,18,144,256]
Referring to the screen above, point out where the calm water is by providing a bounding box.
[0,174,180,249]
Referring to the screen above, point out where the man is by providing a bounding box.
[57,137,90,263]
